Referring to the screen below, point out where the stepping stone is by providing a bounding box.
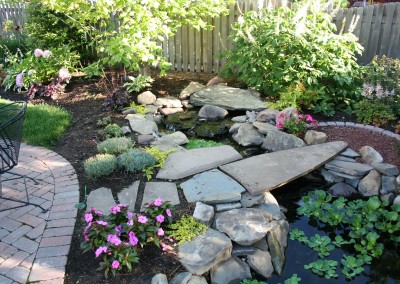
[220,141,348,195]
[125,114,158,135]
[325,160,373,176]
[86,187,115,216]
[178,228,232,275]
[141,182,180,211]
[117,181,140,212]
[156,146,242,180]
[181,169,246,203]
[328,169,363,180]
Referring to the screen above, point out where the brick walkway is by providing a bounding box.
[0,143,79,284]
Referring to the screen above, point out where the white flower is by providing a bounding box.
[42,50,53,59]
[27,69,36,76]
[34,49,43,57]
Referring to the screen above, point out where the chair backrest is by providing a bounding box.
[0,101,27,174]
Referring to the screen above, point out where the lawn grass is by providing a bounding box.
[0,98,71,148]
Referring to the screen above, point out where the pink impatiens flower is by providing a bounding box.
[128,231,138,246]
[15,72,24,87]
[166,209,172,217]
[127,219,133,226]
[111,260,120,269]
[127,212,133,219]
[157,228,164,236]
[138,215,148,224]
[34,48,43,57]
[154,198,163,206]
[107,234,122,246]
[95,220,108,226]
[110,205,121,214]
[84,213,93,223]
[115,225,122,236]
[156,214,165,223]
[95,246,108,257]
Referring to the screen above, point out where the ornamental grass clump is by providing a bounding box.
[118,149,157,172]
[84,154,117,180]
[81,199,175,277]
[97,137,133,155]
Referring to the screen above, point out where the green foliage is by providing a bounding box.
[341,255,370,279]
[304,260,338,279]
[125,102,147,115]
[240,280,266,284]
[289,228,308,244]
[96,116,112,126]
[38,0,232,74]
[104,124,122,138]
[186,138,224,149]
[167,215,207,245]
[25,2,96,63]
[123,75,153,93]
[0,21,28,62]
[308,234,335,258]
[118,149,157,173]
[97,137,133,155]
[353,99,396,127]
[275,112,318,136]
[284,274,301,284]
[141,146,175,180]
[84,154,117,180]
[220,2,363,115]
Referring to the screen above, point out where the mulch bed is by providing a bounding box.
[1,70,399,283]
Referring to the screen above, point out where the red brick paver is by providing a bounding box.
[0,143,79,283]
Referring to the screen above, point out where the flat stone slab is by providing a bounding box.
[117,181,140,212]
[220,141,348,195]
[181,169,246,203]
[156,146,242,180]
[325,160,373,176]
[141,182,180,211]
[86,187,116,215]
[190,85,266,111]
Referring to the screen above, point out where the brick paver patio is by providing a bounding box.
[0,143,79,283]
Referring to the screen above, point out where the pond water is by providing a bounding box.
[269,180,400,284]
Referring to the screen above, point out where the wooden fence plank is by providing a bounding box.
[182,25,188,71]
[378,3,396,56]
[206,17,214,73]
[364,5,384,63]
[334,9,345,33]
[358,5,374,64]
[212,16,220,73]
[195,29,201,72]
[175,27,182,71]
[352,7,364,39]
[188,25,195,72]
[387,4,400,58]
[220,11,228,67]
[168,35,175,70]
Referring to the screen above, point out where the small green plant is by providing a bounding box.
[186,139,224,149]
[141,147,175,180]
[341,255,370,279]
[240,280,266,284]
[167,215,208,245]
[332,235,350,247]
[118,149,157,173]
[304,260,338,279]
[97,137,134,155]
[284,274,301,284]
[84,154,117,180]
[75,186,88,210]
[353,99,396,127]
[123,75,154,93]
[125,101,147,115]
[307,234,335,258]
[97,116,112,126]
[289,228,308,244]
[104,124,122,138]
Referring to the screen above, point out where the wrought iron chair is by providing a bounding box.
[0,101,46,212]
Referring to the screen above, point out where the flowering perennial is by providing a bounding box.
[276,111,318,136]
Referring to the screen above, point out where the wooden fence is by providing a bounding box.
[0,2,26,36]
[1,1,400,71]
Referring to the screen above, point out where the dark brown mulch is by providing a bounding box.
[1,70,399,283]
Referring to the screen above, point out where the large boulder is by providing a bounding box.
[261,130,306,152]
[232,123,265,147]
[177,228,232,275]
[190,85,266,111]
[125,114,158,135]
[304,130,327,145]
[198,105,228,121]
[358,170,381,197]
[180,82,205,100]
[359,146,383,165]
[155,97,183,108]
[256,108,279,122]
[210,257,252,284]
[151,131,189,147]
[137,91,156,105]
[328,182,358,197]
[247,249,274,278]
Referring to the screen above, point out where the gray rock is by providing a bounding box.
[181,100,194,109]
[180,82,205,100]
[334,156,357,163]
[160,107,184,116]
[193,202,214,225]
[240,192,265,208]
[397,175,400,186]
[256,108,279,122]
[170,272,192,284]
[255,192,281,220]
[247,249,274,278]
[153,143,187,153]
[269,220,289,250]
[345,178,361,188]
[215,208,273,245]
[206,75,227,87]
[122,108,137,115]
[177,228,232,275]
[324,160,373,176]
[86,187,115,216]
[190,85,266,111]
[232,115,247,123]
[215,202,242,212]
[233,123,265,146]
[381,176,398,194]
[138,134,156,145]
[121,126,131,135]
[232,244,256,256]
[254,238,269,251]
[220,141,348,195]
[261,130,306,152]
[372,162,399,176]
[229,123,242,134]
[151,273,168,284]
[252,121,277,134]
[145,105,159,114]
[358,170,381,197]
[198,105,228,121]
[157,146,242,180]
[380,193,395,204]
[267,227,285,275]
[304,130,327,145]
[117,181,140,211]
[187,275,208,284]
[328,182,358,197]
[126,114,158,135]
[141,182,180,211]
[155,97,183,108]
[393,195,400,205]
[328,169,363,180]
[341,148,361,158]
[152,131,189,147]
[246,110,257,123]
[359,146,384,165]
[211,256,251,284]
[137,91,156,105]
[181,169,246,203]
[320,168,345,183]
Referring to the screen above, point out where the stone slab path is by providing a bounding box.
[0,143,79,284]
[219,141,348,195]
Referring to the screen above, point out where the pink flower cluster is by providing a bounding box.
[34,48,52,58]
[15,72,24,88]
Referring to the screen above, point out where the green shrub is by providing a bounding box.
[186,139,224,149]
[118,149,157,172]
[167,215,208,245]
[97,137,133,155]
[123,75,153,93]
[220,3,363,115]
[125,101,147,115]
[103,124,121,138]
[84,154,117,179]
[353,99,396,127]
